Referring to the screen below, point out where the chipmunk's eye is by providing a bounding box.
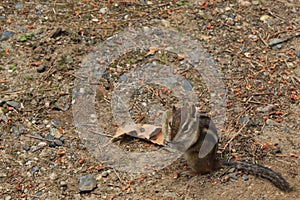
[168,121,172,127]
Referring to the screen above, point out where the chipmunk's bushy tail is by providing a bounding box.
[224,161,291,192]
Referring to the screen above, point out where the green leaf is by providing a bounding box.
[20,35,27,42]
[26,33,34,38]
[10,64,17,72]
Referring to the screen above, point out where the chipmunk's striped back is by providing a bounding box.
[162,103,219,156]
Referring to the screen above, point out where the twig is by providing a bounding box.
[268,32,300,48]
[222,120,249,152]
[258,33,269,47]
[25,135,53,142]
[32,143,48,152]
[268,10,286,21]
[113,169,125,185]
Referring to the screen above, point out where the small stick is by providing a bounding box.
[25,135,53,142]
[258,33,269,47]
[113,169,125,185]
[222,120,249,152]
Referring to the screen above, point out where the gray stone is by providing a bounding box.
[79,174,97,192]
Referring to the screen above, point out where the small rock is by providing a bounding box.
[33,133,43,139]
[260,14,273,26]
[6,100,20,108]
[182,79,193,91]
[0,173,7,178]
[50,127,62,139]
[0,31,14,41]
[59,136,66,143]
[49,172,57,180]
[18,124,26,134]
[225,7,231,11]
[5,196,12,200]
[45,135,54,141]
[15,2,24,11]
[37,142,47,147]
[12,126,20,136]
[32,166,39,173]
[23,145,30,151]
[161,19,170,27]
[51,120,63,128]
[37,65,46,73]
[163,191,177,199]
[296,51,300,58]
[34,190,43,197]
[60,181,67,187]
[100,7,108,14]
[237,0,251,6]
[79,174,97,192]
[266,119,279,126]
[54,139,63,146]
[238,115,251,124]
[228,168,235,173]
[101,171,109,178]
[229,173,238,180]
[268,38,284,49]
[257,104,276,112]
[242,175,249,181]
[49,142,56,148]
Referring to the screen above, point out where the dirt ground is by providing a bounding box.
[0,1,299,199]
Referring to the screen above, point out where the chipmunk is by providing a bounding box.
[162,104,292,192]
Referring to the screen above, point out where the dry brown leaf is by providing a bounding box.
[114,124,164,145]
[146,46,158,56]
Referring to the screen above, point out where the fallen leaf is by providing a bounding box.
[177,54,184,61]
[114,124,164,145]
[146,47,158,56]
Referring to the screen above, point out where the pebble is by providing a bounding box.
[54,139,63,146]
[12,126,20,136]
[182,79,193,91]
[6,100,20,108]
[38,141,47,147]
[0,31,14,41]
[49,172,57,180]
[101,170,110,178]
[79,174,97,192]
[5,196,12,200]
[266,119,279,126]
[37,65,46,73]
[242,175,249,181]
[268,38,283,49]
[32,166,39,173]
[60,181,67,187]
[15,2,24,11]
[23,145,30,151]
[237,0,251,6]
[49,142,56,148]
[257,104,276,112]
[260,14,272,24]
[296,51,300,58]
[59,136,66,143]
[100,7,108,14]
[51,120,63,128]
[161,19,170,27]
[229,173,238,180]
[228,168,235,173]
[238,115,251,124]
[45,135,54,141]
[50,127,62,139]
